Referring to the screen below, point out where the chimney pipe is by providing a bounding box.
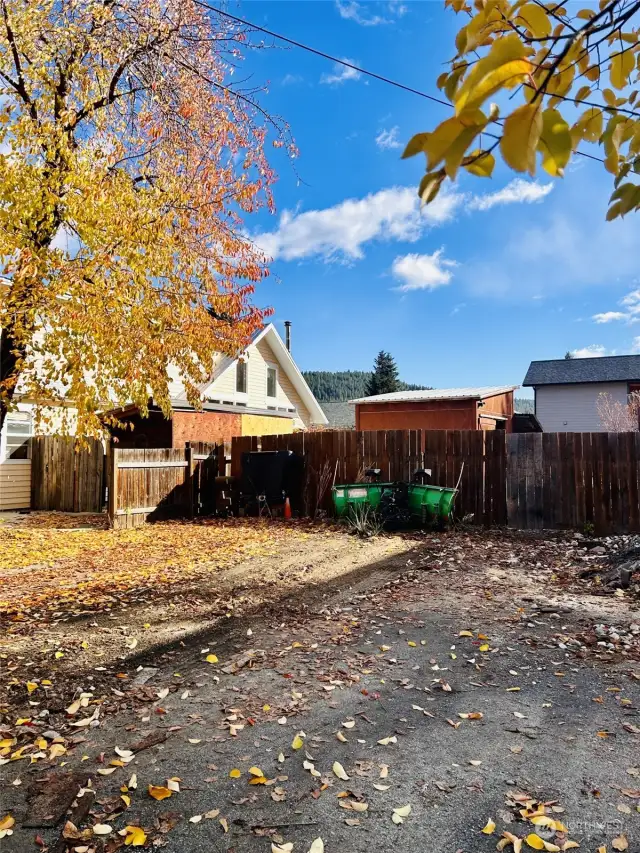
[284,320,291,353]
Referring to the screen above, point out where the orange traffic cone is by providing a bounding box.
[284,496,292,520]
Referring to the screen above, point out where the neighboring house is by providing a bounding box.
[351,386,518,432]
[106,323,327,448]
[523,354,640,432]
[0,322,326,510]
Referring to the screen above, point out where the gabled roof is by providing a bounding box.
[351,385,518,405]
[202,324,328,425]
[523,355,640,386]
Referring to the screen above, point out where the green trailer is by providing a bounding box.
[332,482,395,517]
[332,476,457,527]
[406,483,457,525]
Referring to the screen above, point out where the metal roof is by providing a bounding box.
[523,355,640,386]
[350,385,518,405]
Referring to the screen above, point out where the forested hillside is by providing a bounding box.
[303,370,426,401]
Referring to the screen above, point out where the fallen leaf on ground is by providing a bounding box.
[333,761,350,780]
[392,804,411,824]
[93,824,112,836]
[612,836,628,852]
[124,826,146,847]
[229,769,241,778]
[148,785,172,801]
[482,818,496,834]
[498,831,523,852]
[292,734,304,750]
[205,654,218,664]
[308,840,324,853]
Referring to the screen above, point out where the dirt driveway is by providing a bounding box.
[0,518,639,853]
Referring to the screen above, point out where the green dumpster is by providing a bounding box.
[407,483,457,525]
[332,482,394,517]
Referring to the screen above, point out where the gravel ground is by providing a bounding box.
[1,528,639,853]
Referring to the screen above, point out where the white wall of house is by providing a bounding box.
[535,381,628,432]
[205,337,313,428]
[0,403,78,510]
[0,403,34,510]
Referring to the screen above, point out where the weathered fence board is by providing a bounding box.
[108,441,221,528]
[505,432,640,535]
[31,436,104,513]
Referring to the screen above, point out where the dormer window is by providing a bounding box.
[236,360,247,394]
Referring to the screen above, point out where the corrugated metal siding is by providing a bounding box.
[535,382,628,431]
[0,459,31,509]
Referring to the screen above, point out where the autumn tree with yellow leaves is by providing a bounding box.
[405,0,640,219]
[0,0,286,435]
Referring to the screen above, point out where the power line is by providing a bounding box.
[192,0,452,109]
[193,0,605,164]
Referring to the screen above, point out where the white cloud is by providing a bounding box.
[392,250,457,292]
[593,311,628,323]
[335,0,388,25]
[592,287,640,324]
[621,289,640,305]
[254,186,462,262]
[570,345,611,358]
[632,337,640,353]
[467,178,553,211]
[375,126,402,150]
[254,179,553,264]
[320,59,361,85]
[282,73,303,86]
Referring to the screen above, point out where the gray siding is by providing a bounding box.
[535,381,628,432]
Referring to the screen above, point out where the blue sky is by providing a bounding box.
[230,0,638,393]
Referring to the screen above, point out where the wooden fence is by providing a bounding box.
[230,429,507,525]
[31,436,105,513]
[108,441,220,529]
[103,429,640,535]
[507,431,640,534]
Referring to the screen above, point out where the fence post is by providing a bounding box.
[107,446,119,527]
[185,442,194,518]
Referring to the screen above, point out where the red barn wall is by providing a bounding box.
[356,391,514,432]
[356,399,477,431]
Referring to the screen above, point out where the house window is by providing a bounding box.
[4,412,32,460]
[267,365,277,399]
[236,360,247,394]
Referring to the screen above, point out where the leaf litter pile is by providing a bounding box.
[0,516,309,623]
[0,523,638,851]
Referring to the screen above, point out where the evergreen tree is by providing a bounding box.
[365,351,400,396]
[564,351,574,360]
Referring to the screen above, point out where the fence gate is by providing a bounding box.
[31,436,105,513]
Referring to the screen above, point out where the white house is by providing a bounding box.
[1,322,327,510]
[523,355,640,432]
